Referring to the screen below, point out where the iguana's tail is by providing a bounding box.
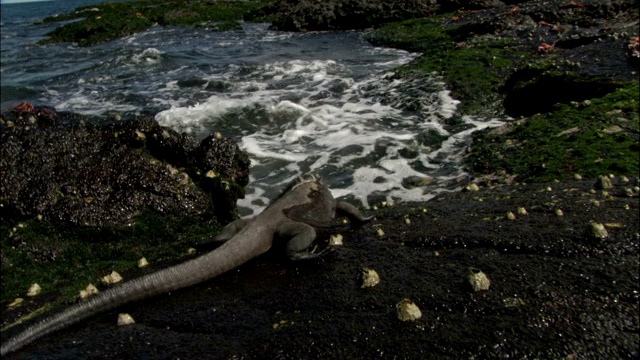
[1,239,261,356]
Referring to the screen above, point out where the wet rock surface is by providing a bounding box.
[0,107,249,227]
[2,179,638,358]
[264,0,438,32]
[1,1,638,358]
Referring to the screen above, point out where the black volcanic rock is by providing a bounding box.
[0,107,249,227]
[267,0,439,31]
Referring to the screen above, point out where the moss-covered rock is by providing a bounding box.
[468,82,639,182]
[365,15,526,116]
[364,0,639,182]
[38,0,265,46]
[0,105,250,311]
[0,213,222,306]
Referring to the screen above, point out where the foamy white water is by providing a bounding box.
[1,4,505,215]
[156,55,504,215]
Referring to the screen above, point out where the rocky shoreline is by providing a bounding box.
[1,0,639,358]
[2,177,638,358]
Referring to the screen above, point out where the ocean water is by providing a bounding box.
[1,0,504,216]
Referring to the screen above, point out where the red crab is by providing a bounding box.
[560,1,585,9]
[628,36,639,64]
[537,43,554,53]
[5,100,34,114]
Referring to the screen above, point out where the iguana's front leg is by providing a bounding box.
[277,221,329,261]
[336,201,374,225]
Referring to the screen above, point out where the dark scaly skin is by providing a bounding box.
[1,174,372,355]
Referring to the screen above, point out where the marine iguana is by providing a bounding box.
[0,174,372,355]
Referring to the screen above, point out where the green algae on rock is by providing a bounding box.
[0,212,224,307]
[38,0,265,46]
[365,14,525,117]
[469,83,639,182]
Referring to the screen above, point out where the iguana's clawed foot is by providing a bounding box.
[336,201,374,226]
[288,245,335,261]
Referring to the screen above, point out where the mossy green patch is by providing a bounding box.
[365,15,527,116]
[0,212,223,307]
[38,0,266,46]
[468,82,639,182]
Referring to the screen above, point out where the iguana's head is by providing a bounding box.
[291,173,323,190]
[274,173,326,202]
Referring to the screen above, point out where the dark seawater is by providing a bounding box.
[1,0,504,214]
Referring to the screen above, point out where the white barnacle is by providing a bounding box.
[205,170,217,178]
[138,257,149,268]
[361,268,380,288]
[396,299,422,321]
[468,268,490,291]
[329,234,343,246]
[102,271,123,285]
[8,298,24,309]
[506,211,516,220]
[26,283,41,297]
[587,221,608,240]
[555,209,564,217]
[117,313,135,326]
[517,207,528,215]
[466,183,480,192]
[79,284,99,299]
[134,129,146,141]
[594,175,612,190]
[376,228,385,237]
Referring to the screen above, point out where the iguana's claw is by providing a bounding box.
[288,245,335,261]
